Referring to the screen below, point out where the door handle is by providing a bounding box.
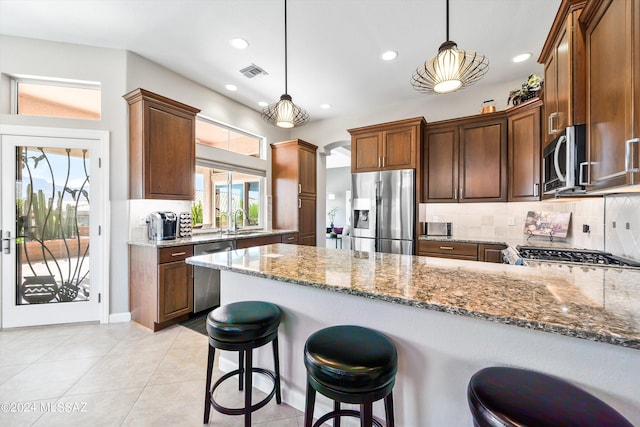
[625,138,640,173]
[3,231,12,254]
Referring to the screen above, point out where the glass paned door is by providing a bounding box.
[17,146,91,305]
[2,131,105,328]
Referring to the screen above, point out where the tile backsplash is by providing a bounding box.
[421,194,640,261]
[605,194,640,261]
[128,199,191,240]
[420,198,605,250]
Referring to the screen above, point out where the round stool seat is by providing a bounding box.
[304,325,397,393]
[468,367,634,427]
[206,301,281,343]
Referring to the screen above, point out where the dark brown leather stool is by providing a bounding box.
[468,366,633,427]
[304,325,398,427]
[204,301,282,426]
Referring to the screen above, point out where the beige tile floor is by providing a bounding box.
[0,322,304,426]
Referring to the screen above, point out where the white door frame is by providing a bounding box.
[0,125,110,327]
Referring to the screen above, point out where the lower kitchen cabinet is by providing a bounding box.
[281,232,299,244]
[129,244,193,331]
[236,234,282,249]
[418,240,507,264]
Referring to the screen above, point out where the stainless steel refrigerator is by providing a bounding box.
[350,169,415,255]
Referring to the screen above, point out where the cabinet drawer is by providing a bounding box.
[281,233,299,244]
[418,240,478,257]
[158,245,193,263]
[236,234,282,249]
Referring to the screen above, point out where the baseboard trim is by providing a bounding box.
[109,312,131,323]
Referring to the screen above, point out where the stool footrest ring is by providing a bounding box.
[210,367,277,416]
[313,409,384,427]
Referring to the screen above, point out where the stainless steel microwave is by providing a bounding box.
[543,124,586,194]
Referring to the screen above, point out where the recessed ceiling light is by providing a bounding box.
[230,38,249,49]
[320,104,332,109]
[258,101,268,107]
[381,50,398,61]
[225,84,238,91]
[512,53,532,63]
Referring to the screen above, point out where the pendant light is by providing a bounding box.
[411,0,489,94]
[262,0,309,128]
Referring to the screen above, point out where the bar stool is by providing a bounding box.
[304,325,398,427]
[204,301,282,426]
[467,366,634,427]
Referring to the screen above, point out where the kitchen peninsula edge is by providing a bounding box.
[186,244,640,425]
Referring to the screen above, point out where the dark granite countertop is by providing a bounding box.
[127,229,296,247]
[186,244,640,349]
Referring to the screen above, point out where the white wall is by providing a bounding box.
[0,35,129,318]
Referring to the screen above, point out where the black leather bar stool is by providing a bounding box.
[467,366,634,427]
[304,325,398,427]
[204,301,282,426]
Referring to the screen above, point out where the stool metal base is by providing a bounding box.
[210,366,278,416]
[313,408,384,427]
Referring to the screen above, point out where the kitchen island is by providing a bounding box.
[186,244,640,426]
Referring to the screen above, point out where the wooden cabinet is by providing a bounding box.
[422,114,507,203]
[281,232,299,244]
[129,244,193,331]
[538,0,586,145]
[236,234,282,249]
[124,88,200,200]
[581,0,640,190]
[418,240,507,264]
[348,117,426,173]
[507,99,543,201]
[271,139,318,246]
[478,243,508,263]
[418,240,477,261]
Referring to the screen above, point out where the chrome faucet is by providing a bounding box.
[233,209,247,232]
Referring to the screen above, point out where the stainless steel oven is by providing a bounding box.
[543,124,586,194]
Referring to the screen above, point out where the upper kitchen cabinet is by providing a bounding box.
[271,139,318,246]
[507,99,542,201]
[124,88,200,200]
[538,0,586,145]
[348,117,426,173]
[423,113,507,203]
[580,0,640,190]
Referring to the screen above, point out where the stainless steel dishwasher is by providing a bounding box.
[193,240,235,313]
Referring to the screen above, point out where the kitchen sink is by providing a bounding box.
[222,229,269,236]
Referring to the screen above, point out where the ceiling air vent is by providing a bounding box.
[239,64,268,79]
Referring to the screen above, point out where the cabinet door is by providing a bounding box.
[459,120,507,202]
[543,53,558,145]
[158,260,193,322]
[508,105,541,201]
[424,127,458,202]
[478,244,507,263]
[352,132,381,172]
[298,196,316,246]
[555,18,571,132]
[298,146,317,196]
[382,126,415,170]
[586,0,639,189]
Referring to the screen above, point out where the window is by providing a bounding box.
[194,165,264,230]
[12,76,101,120]
[196,117,262,158]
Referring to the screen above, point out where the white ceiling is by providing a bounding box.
[0,0,560,124]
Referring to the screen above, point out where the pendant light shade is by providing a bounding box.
[262,0,309,128]
[411,0,488,94]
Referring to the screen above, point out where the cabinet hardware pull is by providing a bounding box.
[454,188,457,200]
[298,184,301,194]
[298,199,301,209]
[625,138,640,173]
[579,162,589,185]
[534,183,539,197]
[439,246,454,250]
[287,236,295,241]
[382,157,385,168]
[171,252,186,256]
[548,112,560,134]
[378,157,381,168]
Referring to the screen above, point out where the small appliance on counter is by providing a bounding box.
[426,222,452,237]
[147,211,177,240]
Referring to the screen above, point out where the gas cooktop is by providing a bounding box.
[516,246,640,267]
